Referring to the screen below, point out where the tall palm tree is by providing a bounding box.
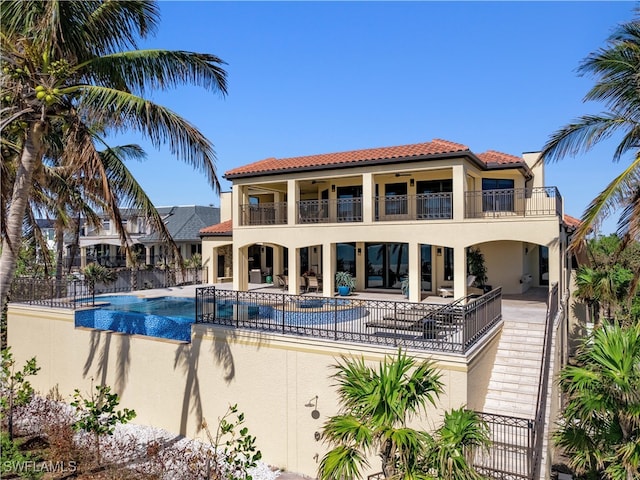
[0,0,227,311]
[540,13,640,246]
[554,322,640,480]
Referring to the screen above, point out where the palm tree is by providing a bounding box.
[318,350,444,479]
[318,349,489,480]
[0,0,227,311]
[554,322,640,480]
[540,13,640,247]
[425,408,490,480]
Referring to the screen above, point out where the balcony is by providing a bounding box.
[465,187,562,219]
[298,198,363,224]
[374,193,453,221]
[238,187,562,226]
[240,202,288,226]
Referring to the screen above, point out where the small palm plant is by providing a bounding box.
[554,322,640,479]
[318,349,444,479]
[83,262,116,302]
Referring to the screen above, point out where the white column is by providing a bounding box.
[211,247,219,283]
[362,172,374,224]
[287,179,298,226]
[233,245,248,291]
[452,164,465,221]
[288,248,300,294]
[408,241,420,302]
[453,245,467,299]
[322,242,335,297]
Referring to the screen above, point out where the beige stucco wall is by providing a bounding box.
[7,303,502,477]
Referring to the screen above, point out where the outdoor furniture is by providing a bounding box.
[306,275,320,293]
[276,274,288,291]
[366,312,437,339]
[439,286,454,297]
[299,276,307,294]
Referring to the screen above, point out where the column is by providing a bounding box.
[408,241,420,302]
[288,248,300,294]
[362,172,374,224]
[452,164,465,221]
[211,247,219,283]
[233,245,248,292]
[453,245,467,299]
[322,242,335,297]
[287,179,298,226]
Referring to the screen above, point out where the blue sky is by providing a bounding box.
[115,1,634,234]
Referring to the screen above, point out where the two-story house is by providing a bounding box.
[201,139,576,302]
[77,205,220,268]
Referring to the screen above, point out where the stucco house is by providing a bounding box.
[77,205,219,268]
[201,138,575,302]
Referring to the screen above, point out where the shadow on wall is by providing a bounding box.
[570,301,589,357]
[82,330,131,396]
[174,326,240,436]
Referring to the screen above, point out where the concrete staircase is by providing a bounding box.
[482,297,548,419]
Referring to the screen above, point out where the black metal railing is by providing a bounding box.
[195,287,502,354]
[472,412,535,480]
[9,267,207,309]
[240,202,288,226]
[472,282,560,479]
[530,282,558,478]
[298,198,363,224]
[465,187,562,218]
[374,193,453,221]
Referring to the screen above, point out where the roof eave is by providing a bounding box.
[224,150,486,180]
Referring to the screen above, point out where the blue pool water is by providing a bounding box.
[76,296,194,342]
[76,295,366,342]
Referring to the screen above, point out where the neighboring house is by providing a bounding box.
[78,205,219,268]
[201,138,576,301]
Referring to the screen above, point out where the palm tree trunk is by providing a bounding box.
[0,124,43,312]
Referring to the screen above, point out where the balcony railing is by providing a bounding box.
[195,287,502,354]
[465,187,562,218]
[298,198,363,224]
[240,203,288,226]
[375,193,453,221]
[240,187,561,226]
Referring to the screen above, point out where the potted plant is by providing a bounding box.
[335,271,355,296]
[400,276,409,298]
[467,247,489,289]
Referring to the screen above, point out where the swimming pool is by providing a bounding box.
[76,294,366,342]
[75,296,195,342]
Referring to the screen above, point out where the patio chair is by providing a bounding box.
[306,275,320,293]
[467,275,483,297]
[366,309,437,339]
[299,276,307,294]
[276,274,288,291]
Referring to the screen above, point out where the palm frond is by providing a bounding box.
[74,84,220,193]
[571,154,640,245]
[540,113,633,163]
[82,49,228,96]
[317,445,369,480]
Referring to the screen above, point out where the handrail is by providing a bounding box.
[530,282,558,479]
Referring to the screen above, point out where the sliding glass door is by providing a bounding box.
[365,243,408,290]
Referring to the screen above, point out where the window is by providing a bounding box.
[364,243,408,290]
[416,180,452,218]
[384,183,407,215]
[444,247,454,281]
[336,243,356,276]
[482,178,514,212]
[336,186,362,222]
[101,219,111,232]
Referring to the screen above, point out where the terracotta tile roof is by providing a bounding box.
[225,139,471,178]
[200,219,232,236]
[563,214,582,229]
[476,150,523,166]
